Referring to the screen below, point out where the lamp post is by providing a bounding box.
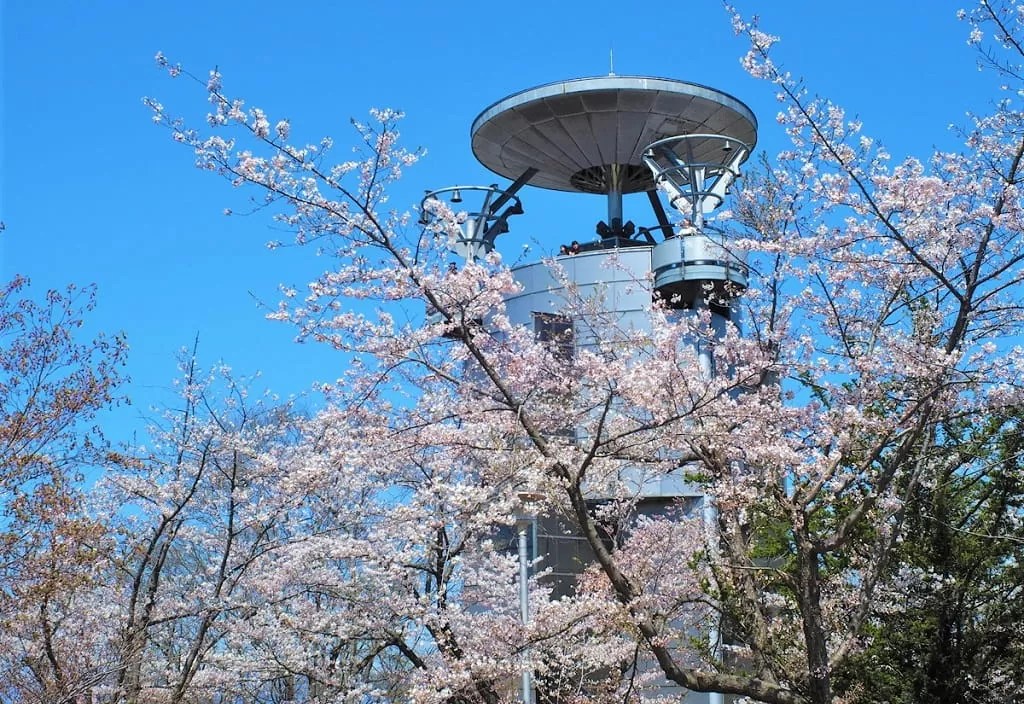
[704,494,725,704]
[516,492,542,704]
[517,515,533,704]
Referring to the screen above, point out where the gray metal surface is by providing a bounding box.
[652,235,748,302]
[506,247,717,500]
[471,76,758,194]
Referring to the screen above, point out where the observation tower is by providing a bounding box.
[423,75,755,323]
[423,74,756,411]
[422,74,757,703]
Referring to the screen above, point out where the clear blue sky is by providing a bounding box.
[1,1,992,441]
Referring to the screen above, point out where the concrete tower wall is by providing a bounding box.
[507,247,653,341]
[509,246,712,501]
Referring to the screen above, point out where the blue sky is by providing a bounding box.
[1,1,993,441]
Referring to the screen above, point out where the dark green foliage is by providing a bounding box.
[837,410,1024,704]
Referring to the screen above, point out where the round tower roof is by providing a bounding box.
[470,76,757,195]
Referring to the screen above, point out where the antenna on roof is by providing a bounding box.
[609,47,615,76]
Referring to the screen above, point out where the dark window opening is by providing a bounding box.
[534,312,575,361]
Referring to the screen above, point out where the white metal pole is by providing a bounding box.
[703,495,724,704]
[518,520,533,704]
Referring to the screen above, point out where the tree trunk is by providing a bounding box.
[796,530,831,704]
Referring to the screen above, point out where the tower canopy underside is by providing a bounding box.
[471,76,758,195]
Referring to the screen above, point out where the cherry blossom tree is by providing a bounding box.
[719,3,1024,701]
[0,345,315,704]
[0,276,126,704]
[136,2,1024,703]
[96,353,306,704]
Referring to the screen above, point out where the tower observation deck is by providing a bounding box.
[471,75,756,197]
[423,75,756,309]
[424,74,756,263]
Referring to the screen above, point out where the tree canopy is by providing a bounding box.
[3,3,1024,704]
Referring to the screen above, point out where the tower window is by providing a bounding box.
[533,313,574,361]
